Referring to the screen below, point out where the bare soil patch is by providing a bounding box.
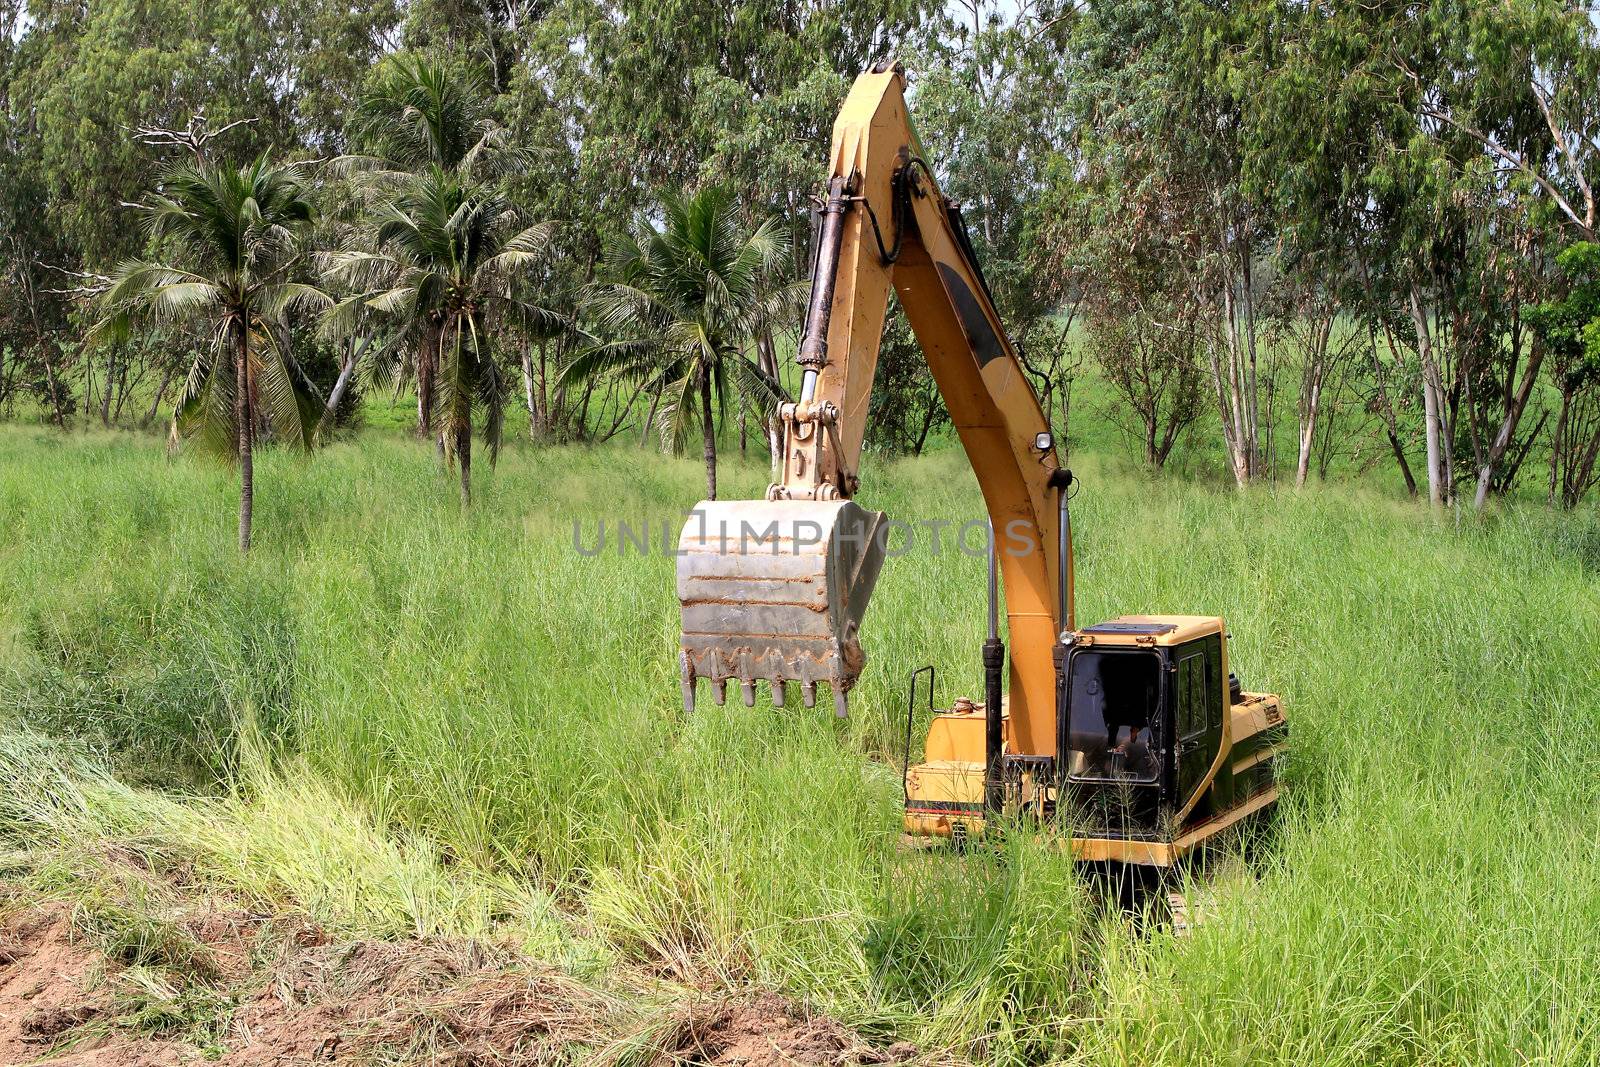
[0,893,913,1066]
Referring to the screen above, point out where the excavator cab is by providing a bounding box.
[904,615,1286,865]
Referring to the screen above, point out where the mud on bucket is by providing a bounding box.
[677,499,889,717]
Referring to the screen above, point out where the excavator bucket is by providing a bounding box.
[677,499,889,717]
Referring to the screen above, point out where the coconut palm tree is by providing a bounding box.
[574,187,795,500]
[335,53,528,442]
[322,167,554,504]
[96,156,327,552]
[344,54,521,178]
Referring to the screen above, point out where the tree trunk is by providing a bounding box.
[99,348,116,426]
[1570,426,1600,508]
[1471,344,1545,510]
[1549,389,1570,505]
[1203,266,1255,488]
[538,341,553,438]
[1356,255,1418,497]
[235,323,254,553]
[457,419,472,506]
[42,352,67,426]
[112,354,140,423]
[1295,374,1321,488]
[572,369,597,443]
[142,364,176,428]
[594,374,644,443]
[913,386,938,456]
[1058,369,1074,448]
[1498,409,1546,494]
[416,332,436,439]
[20,256,68,428]
[1207,327,1249,488]
[317,340,360,442]
[1241,249,1261,477]
[699,364,717,500]
[1367,321,1419,497]
[756,330,783,475]
[520,342,538,441]
[1409,287,1445,507]
[641,377,664,448]
[1420,370,1445,506]
[1295,313,1333,488]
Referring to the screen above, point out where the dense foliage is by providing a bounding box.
[2,0,1599,510]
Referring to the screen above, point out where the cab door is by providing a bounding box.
[1172,635,1224,820]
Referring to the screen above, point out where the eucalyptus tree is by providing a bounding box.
[96,156,327,551]
[1528,242,1600,507]
[1396,0,1600,507]
[570,186,794,500]
[322,168,554,504]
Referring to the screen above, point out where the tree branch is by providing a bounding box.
[1530,78,1596,235]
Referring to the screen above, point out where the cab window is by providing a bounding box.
[1066,649,1162,783]
[1205,634,1224,728]
[1177,653,1206,739]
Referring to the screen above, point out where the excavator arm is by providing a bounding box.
[678,64,1073,760]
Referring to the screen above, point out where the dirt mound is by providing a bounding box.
[663,992,917,1067]
[0,899,915,1066]
[220,934,618,1064]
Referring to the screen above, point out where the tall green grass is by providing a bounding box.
[2,424,1598,1064]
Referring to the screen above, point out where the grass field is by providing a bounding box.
[2,425,1599,1064]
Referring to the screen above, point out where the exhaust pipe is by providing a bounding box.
[1052,468,1075,799]
[983,521,1004,817]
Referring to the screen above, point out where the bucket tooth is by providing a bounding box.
[678,498,888,715]
[773,680,787,707]
[712,680,727,706]
[680,653,697,713]
[742,679,757,707]
[833,688,849,719]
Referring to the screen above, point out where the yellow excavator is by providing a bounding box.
[677,64,1286,866]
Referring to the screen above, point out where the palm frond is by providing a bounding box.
[366,286,422,316]
[256,282,332,320]
[355,332,411,400]
[252,332,315,450]
[723,349,787,417]
[481,221,558,281]
[172,342,237,462]
[656,371,701,455]
[319,293,379,341]
[103,262,214,305]
[557,338,665,388]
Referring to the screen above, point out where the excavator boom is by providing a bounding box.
[678,63,1071,755]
